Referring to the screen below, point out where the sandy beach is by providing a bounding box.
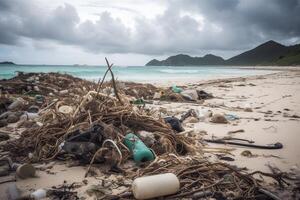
[0,69,299,199]
[154,70,300,172]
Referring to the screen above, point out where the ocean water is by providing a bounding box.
[0,64,276,83]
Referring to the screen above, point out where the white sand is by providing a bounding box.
[155,70,300,172]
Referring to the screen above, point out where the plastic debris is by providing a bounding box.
[210,114,228,124]
[153,92,161,100]
[31,189,47,199]
[62,142,98,159]
[132,173,180,199]
[197,90,213,100]
[59,90,68,95]
[35,95,45,104]
[196,108,212,121]
[8,98,25,111]
[172,85,183,93]
[27,105,39,113]
[164,116,185,132]
[58,105,73,114]
[131,98,145,105]
[124,133,154,163]
[20,112,39,120]
[181,89,198,101]
[225,114,239,121]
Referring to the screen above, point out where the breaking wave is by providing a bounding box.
[158,69,200,74]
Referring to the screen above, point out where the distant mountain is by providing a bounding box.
[226,40,296,65]
[0,61,15,65]
[145,40,300,66]
[146,54,225,66]
[270,44,300,66]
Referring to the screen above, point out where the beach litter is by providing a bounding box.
[132,173,180,199]
[0,58,298,199]
[210,113,229,123]
[164,116,185,132]
[181,89,198,101]
[197,90,213,100]
[124,133,155,164]
[225,113,240,121]
[171,85,183,93]
[205,136,283,149]
[227,129,245,135]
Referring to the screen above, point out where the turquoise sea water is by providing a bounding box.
[0,64,276,83]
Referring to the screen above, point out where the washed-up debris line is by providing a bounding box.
[0,71,211,103]
[1,73,195,162]
[0,59,298,199]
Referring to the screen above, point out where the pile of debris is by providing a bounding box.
[1,71,195,162]
[0,60,298,199]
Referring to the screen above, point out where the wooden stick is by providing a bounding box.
[105,58,123,105]
[96,62,114,97]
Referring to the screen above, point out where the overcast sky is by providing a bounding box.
[0,0,300,65]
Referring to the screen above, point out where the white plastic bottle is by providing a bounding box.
[132,173,180,199]
[8,98,25,110]
[31,189,47,199]
[196,107,211,121]
[20,112,39,120]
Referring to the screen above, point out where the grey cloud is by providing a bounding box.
[0,0,299,56]
[178,0,300,47]
[0,0,25,45]
[0,1,79,44]
[75,11,132,53]
[0,0,133,53]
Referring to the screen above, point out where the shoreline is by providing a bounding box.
[75,68,286,88]
[2,65,297,86]
[232,65,300,71]
[148,71,283,87]
[150,67,300,87]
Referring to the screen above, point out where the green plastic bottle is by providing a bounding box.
[131,99,145,105]
[172,85,183,93]
[124,133,154,163]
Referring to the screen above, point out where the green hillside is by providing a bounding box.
[146,54,225,66]
[146,40,300,66]
[226,41,300,66]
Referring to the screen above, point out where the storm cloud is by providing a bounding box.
[0,0,300,57]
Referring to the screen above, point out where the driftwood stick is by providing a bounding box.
[105,58,123,105]
[167,178,224,198]
[96,62,114,96]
